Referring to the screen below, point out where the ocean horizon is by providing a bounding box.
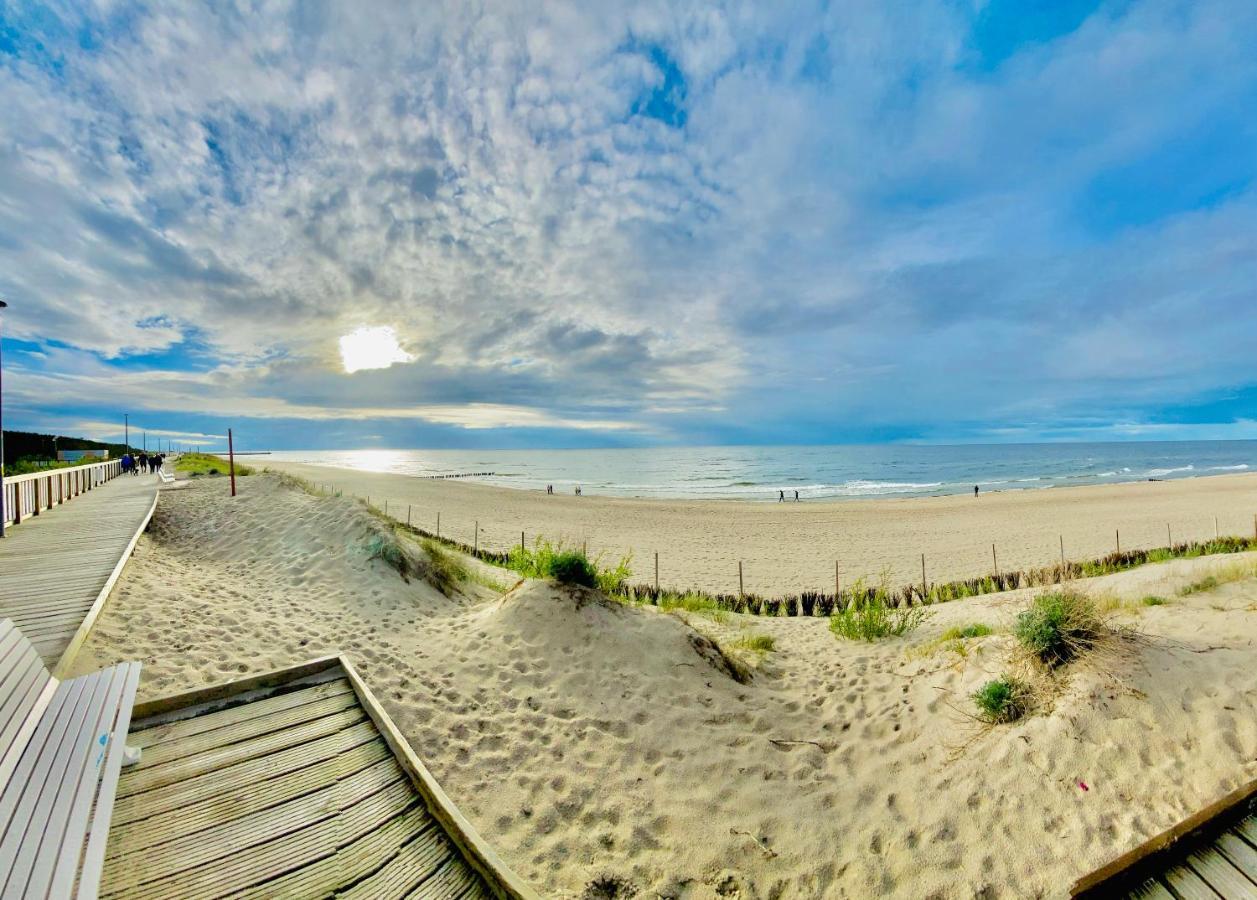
[262,440,1257,501]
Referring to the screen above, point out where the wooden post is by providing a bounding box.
[437,512,440,539]
[834,560,840,597]
[474,521,478,555]
[655,552,659,590]
[992,543,998,576]
[1167,522,1171,546]
[921,553,927,599]
[520,530,525,552]
[228,428,237,498]
[407,505,412,527]
[1116,529,1120,554]
[1214,516,1218,539]
[1059,534,1065,566]
[384,500,388,516]
[738,560,744,597]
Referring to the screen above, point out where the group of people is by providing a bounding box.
[778,489,800,502]
[544,484,582,495]
[120,451,164,475]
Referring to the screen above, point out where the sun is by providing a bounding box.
[338,326,414,373]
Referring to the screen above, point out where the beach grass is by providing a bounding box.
[941,623,993,640]
[177,452,253,477]
[829,580,929,641]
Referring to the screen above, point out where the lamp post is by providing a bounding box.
[0,299,8,538]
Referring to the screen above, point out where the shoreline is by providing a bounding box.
[261,461,1257,595]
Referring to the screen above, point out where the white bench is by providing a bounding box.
[0,618,140,899]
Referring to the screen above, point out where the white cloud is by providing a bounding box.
[0,0,1253,442]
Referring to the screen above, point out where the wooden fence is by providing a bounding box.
[2,459,123,527]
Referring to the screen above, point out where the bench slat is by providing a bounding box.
[69,661,141,900]
[0,674,97,892]
[3,668,117,896]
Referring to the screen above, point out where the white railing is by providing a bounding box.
[2,459,123,527]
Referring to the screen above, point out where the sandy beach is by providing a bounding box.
[264,461,1257,596]
[71,473,1257,898]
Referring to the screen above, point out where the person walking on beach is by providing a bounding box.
[778,490,784,502]
[974,484,979,498]
[794,490,799,502]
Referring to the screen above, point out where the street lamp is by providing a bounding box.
[0,298,8,538]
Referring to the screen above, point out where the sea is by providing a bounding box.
[262,441,1257,502]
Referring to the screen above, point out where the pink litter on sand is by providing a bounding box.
[1078,781,1089,791]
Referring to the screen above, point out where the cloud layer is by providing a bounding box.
[1,0,1255,447]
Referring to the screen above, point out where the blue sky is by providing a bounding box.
[1,0,1255,451]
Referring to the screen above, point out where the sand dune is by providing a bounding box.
[72,474,1257,898]
[263,461,1257,597]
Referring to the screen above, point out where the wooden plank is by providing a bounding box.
[407,856,480,900]
[1186,846,1257,898]
[101,764,408,894]
[1163,864,1224,899]
[113,719,379,825]
[107,740,392,855]
[231,805,435,899]
[129,679,355,749]
[105,785,422,899]
[340,658,539,900]
[1130,880,1176,900]
[130,656,343,722]
[53,489,158,677]
[131,690,361,769]
[1239,816,1257,846]
[339,826,457,900]
[1217,831,1257,882]
[117,706,367,797]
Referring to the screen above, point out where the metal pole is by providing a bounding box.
[124,414,129,452]
[227,428,237,497]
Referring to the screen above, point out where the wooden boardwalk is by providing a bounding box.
[1074,780,1257,898]
[0,474,158,673]
[102,658,537,899]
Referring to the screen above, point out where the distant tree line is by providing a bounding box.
[2,430,131,466]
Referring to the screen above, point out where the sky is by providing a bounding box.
[1,0,1256,451]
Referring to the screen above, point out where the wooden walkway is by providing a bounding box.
[0,474,158,674]
[102,658,536,899]
[1073,780,1257,898]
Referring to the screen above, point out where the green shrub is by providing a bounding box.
[1014,591,1101,666]
[595,553,634,593]
[972,677,1032,724]
[1141,595,1168,606]
[941,623,993,640]
[548,551,598,587]
[830,582,929,641]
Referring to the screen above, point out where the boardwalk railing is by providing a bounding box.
[2,459,123,527]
